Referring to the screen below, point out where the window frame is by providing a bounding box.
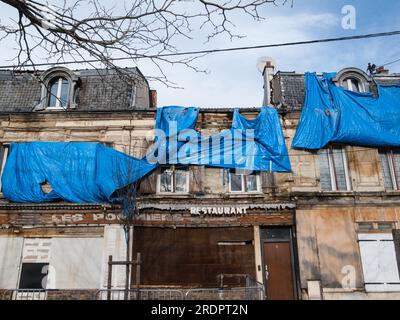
[320,145,351,192]
[47,76,70,110]
[379,148,400,190]
[156,165,189,194]
[228,169,261,194]
[343,77,365,92]
[36,67,79,111]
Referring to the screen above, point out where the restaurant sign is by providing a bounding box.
[190,206,247,216]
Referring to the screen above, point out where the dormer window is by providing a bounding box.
[35,67,79,111]
[48,76,70,109]
[333,68,371,93]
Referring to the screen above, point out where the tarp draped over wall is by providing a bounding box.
[1,105,291,203]
[292,72,400,150]
[1,142,156,203]
[170,107,291,172]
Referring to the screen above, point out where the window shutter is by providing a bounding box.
[359,233,400,292]
[393,229,400,278]
[332,147,348,191]
[379,151,394,190]
[393,150,400,186]
[261,172,276,193]
[359,238,382,287]
[137,169,157,194]
[102,226,127,289]
[189,165,204,195]
[318,149,332,191]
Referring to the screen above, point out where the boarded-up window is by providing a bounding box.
[0,237,23,289]
[48,238,103,289]
[358,233,400,292]
[138,169,157,194]
[132,227,255,286]
[261,172,276,193]
[379,149,400,190]
[319,146,351,191]
[189,165,204,194]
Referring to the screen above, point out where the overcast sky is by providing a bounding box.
[0,0,399,108]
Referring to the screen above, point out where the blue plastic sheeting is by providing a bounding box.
[153,105,199,163]
[171,107,291,172]
[292,72,400,150]
[2,105,291,203]
[1,142,156,203]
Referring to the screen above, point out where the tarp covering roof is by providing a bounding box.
[292,72,400,150]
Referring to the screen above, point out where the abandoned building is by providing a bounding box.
[0,61,399,300]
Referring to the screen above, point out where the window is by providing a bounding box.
[379,148,400,190]
[47,76,70,109]
[229,169,260,193]
[18,263,49,290]
[358,233,400,292]
[157,166,189,193]
[343,77,364,92]
[319,145,351,191]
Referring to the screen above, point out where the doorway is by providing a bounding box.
[261,227,297,300]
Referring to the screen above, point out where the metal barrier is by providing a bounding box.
[1,282,264,301]
[185,286,265,300]
[95,288,185,300]
[1,289,47,300]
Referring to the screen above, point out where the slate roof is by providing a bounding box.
[273,71,400,112]
[0,67,151,113]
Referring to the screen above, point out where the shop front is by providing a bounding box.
[132,202,300,299]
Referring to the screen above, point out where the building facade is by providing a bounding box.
[267,64,400,299]
[0,62,399,300]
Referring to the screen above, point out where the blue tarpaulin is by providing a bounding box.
[170,107,291,172]
[292,72,400,150]
[2,105,291,203]
[2,142,156,203]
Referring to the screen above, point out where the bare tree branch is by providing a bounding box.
[0,0,289,86]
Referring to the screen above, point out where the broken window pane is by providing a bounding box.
[160,168,172,192]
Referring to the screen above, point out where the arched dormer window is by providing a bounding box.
[34,67,79,111]
[333,68,371,93]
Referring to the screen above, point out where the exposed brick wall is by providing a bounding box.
[0,289,98,300]
[46,290,98,300]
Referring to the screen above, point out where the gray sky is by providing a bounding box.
[0,0,399,108]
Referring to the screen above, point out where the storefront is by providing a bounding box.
[132,202,300,299]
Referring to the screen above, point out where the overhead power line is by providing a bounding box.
[382,57,400,67]
[0,30,400,69]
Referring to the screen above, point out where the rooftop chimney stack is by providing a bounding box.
[257,57,276,106]
[376,66,389,75]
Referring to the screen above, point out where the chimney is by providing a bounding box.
[149,89,157,109]
[376,66,389,75]
[257,58,275,106]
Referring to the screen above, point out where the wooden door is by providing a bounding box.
[263,241,295,300]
